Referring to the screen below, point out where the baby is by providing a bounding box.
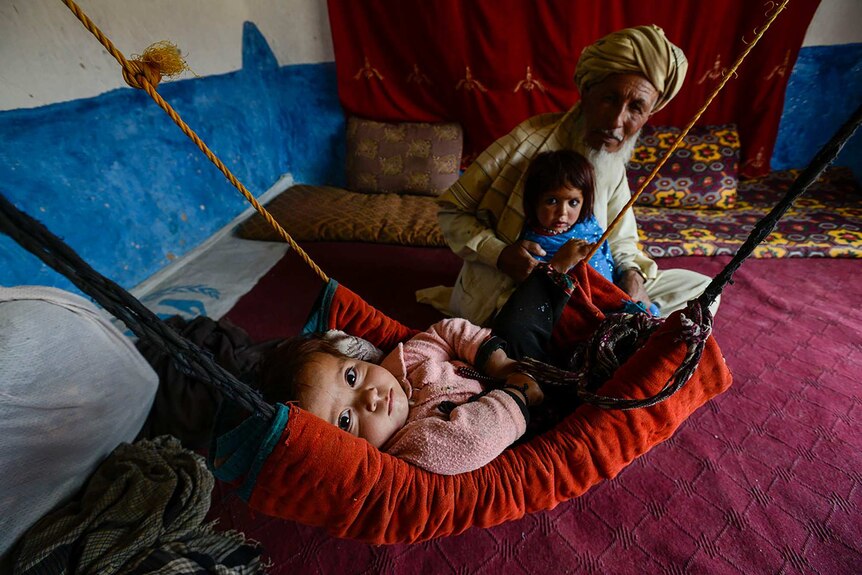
[259,319,543,475]
[258,234,660,474]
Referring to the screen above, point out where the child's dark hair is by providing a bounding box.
[259,334,347,404]
[522,150,596,225]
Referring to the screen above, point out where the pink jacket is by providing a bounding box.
[380,318,528,475]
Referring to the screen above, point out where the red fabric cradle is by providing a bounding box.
[246,262,732,544]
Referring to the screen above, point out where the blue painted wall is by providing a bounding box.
[773,43,862,180]
[0,23,345,291]
[2,26,860,293]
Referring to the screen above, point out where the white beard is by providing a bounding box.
[581,128,641,177]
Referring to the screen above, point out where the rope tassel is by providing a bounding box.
[123,41,192,90]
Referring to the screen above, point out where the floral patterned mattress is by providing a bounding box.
[635,167,862,258]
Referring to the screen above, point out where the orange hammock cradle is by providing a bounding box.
[208,263,731,544]
[0,187,735,544]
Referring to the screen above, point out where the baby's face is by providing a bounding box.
[299,352,410,448]
[536,185,584,232]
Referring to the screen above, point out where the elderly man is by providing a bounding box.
[425,25,714,325]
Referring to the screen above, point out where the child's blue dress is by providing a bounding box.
[521,215,616,283]
[522,216,661,316]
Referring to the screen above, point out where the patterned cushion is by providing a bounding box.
[635,167,862,258]
[346,117,463,196]
[234,185,446,246]
[627,124,740,210]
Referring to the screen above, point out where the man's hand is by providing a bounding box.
[497,240,545,283]
[616,268,652,308]
[549,239,592,274]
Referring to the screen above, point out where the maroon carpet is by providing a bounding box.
[216,243,861,574]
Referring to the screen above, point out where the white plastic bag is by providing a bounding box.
[0,287,158,556]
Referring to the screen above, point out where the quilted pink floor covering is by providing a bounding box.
[217,244,861,574]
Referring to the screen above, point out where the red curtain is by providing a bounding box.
[327,0,820,177]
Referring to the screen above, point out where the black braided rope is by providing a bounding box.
[0,191,275,419]
[458,300,711,411]
[519,299,711,410]
[701,101,862,307]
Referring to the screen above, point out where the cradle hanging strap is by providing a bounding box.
[699,101,862,307]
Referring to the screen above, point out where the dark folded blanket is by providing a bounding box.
[135,316,278,450]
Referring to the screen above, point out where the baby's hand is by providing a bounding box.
[549,238,593,273]
[505,372,544,407]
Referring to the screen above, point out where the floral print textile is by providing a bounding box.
[636,167,862,258]
[628,124,740,210]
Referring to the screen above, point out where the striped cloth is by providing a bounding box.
[12,435,263,575]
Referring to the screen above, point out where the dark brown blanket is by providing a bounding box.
[135,316,277,450]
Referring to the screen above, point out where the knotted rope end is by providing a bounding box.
[124,41,195,90]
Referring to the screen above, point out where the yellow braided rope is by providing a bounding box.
[583,0,790,263]
[59,0,329,284]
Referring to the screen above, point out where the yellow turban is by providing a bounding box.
[575,25,688,113]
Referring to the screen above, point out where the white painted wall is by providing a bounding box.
[803,0,862,46]
[0,0,334,110]
[2,0,859,111]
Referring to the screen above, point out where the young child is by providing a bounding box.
[521,150,659,316]
[521,149,616,281]
[259,319,543,475]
